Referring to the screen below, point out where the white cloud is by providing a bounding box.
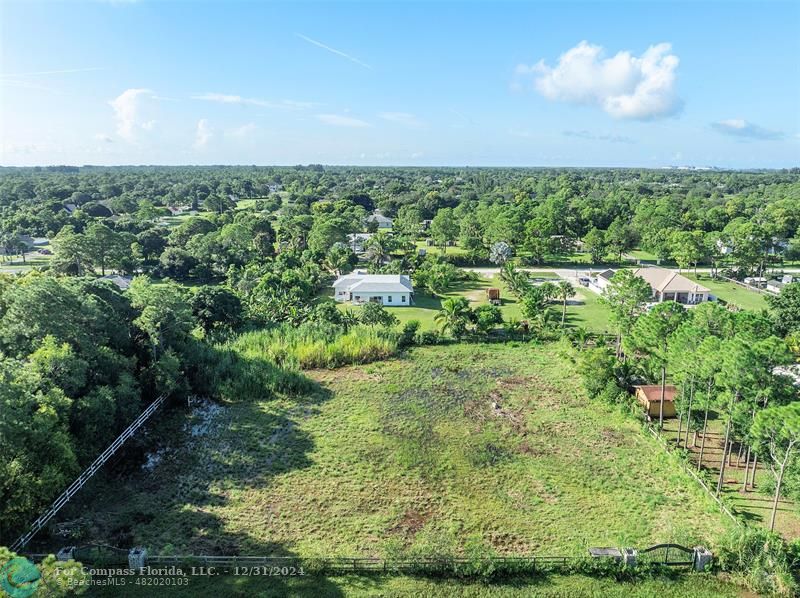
[378,112,423,128]
[191,92,314,110]
[518,41,681,120]
[94,133,114,143]
[316,114,370,128]
[109,88,156,140]
[194,119,212,149]
[226,123,257,138]
[711,119,783,140]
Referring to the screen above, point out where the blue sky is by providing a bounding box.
[1,0,798,167]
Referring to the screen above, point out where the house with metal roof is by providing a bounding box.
[634,385,678,419]
[333,270,413,306]
[633,267,710,304]
[366,212,393,229]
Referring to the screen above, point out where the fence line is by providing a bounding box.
[712,274,773,296]
[22,550,704,574]
[10,394,168,552]
[645,425,741,526]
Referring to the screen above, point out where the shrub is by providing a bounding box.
[717,528,797,596]
[415,330,442,346]
[398,320,421,348]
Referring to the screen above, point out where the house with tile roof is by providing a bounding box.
[633,267,710,305]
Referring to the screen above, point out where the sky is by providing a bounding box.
[1,0,799,168]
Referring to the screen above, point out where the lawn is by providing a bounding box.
[66,344,731,562]
[337,273,612,334]
[684,274,769,312]
[0,252,52,272]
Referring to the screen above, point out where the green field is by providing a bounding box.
[0,251,52,273]
[337,274,612,334]
[684,274,769,312]
[70,344,730,562]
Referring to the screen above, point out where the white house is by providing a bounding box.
[333,270,413,306]
[593,269,616,292]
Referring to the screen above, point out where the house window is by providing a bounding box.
[355,295,361,301]
[401,295,406,303]
[387,295,392,303]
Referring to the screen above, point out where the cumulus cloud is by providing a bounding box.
[711,119,783,140]
[109,88,159,140]
[316,114,370,128]
[378,112,423,128]
[194,119,212,148]
[94,133,114,143]
[563,130,636,144]
[517,41,682,120]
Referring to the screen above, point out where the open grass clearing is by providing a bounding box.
[66,343,731,561]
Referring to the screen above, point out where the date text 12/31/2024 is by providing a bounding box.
[191,566,306,576]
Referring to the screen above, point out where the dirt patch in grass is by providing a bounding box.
[389,509,431,537]
[67,343,733,558]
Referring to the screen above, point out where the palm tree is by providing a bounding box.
[340,308,360,333]
[570,326,592,349]
[365,232,393,269]
[556,280,574,326]
[434,297,472,339]
[499,262,530,298]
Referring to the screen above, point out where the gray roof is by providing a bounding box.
[333,273,413,293]
[100,275,132,290]
[597,269,616,280]
[367,213,393,224]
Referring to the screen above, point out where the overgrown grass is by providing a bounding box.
[68,343,731,562]
[226,324,397,370]
[87,571,743,597]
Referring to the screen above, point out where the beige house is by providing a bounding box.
[633,267,710,305]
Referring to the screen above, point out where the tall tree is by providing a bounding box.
[602,270,653,357]
[626,301,688,428]
[556,280,574,326]
[751,403,800,531]
[430,207,458,252]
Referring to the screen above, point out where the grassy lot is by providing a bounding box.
[0,252,52,272]
[627,249,661,264]
[684,274,769,312]
[87,572,742,597]
[69,344,730,561]
[337,273,612,334]
[661,417,800,540]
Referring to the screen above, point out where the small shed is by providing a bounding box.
[487,288,501,305]
[634,385,677,418]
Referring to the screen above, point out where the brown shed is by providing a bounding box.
[634,385,678,419]
[487,288,501,305]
